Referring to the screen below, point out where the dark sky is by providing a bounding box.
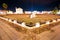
[0,0,60,11]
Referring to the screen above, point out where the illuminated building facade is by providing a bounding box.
[15,8,23,14]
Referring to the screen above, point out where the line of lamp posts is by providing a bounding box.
[0,17,60,28]
[0,13,60,29]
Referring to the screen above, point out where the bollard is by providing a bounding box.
[46,21,50,24]
[52,20,56,22]
[35,22,40,27]
[57,19,60,21]
[13,20,17,23]
[21,22,26,27]
[9,19,12,22]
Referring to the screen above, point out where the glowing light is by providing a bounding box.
[7,11,13,14]
[13,20,17,23]
[21,22,26,27]
[42,11,46,14]
[35,22,40,27]
[15,8,23,14]
[57,10,60,14]
[46,21,50,24]
[0,12,3,14]
[32,11,37,14]
[25,11,32,14]
[48,11,52,14]
[36,11,41,14]
[57,19,60,21]
[42,11,52,14]
[53,20,56,22]
[9,19,12,22]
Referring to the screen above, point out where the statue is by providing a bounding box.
[30,11,37,18]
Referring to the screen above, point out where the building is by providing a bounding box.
[25,11,32,14]
[7,10,13,14]
[42,11,52,14]
[0,10,7,14]
[15,7,23,14]
[57,10,60,14]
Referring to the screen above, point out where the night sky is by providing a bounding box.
[0,0,60,11]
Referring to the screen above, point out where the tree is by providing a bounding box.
[2,3,8,10]
[52,7,59,14]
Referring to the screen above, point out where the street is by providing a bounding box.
[0,18,60,40]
